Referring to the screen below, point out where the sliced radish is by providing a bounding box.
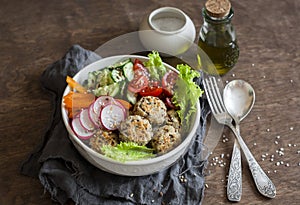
[79,108,95,131]
[72,116,94,140]
[88,103,101,128]
[93,96,114,114]
[100,104,126,130]
[113,99,128,116]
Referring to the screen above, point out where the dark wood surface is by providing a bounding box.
[1,0,299,204]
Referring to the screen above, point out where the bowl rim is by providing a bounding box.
[61,54,201,166]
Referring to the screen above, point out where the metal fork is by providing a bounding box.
[203,76,276,199]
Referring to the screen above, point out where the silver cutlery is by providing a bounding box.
[223,80,255,201]
[203,76,276,199]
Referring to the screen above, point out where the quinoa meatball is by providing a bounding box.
[133,96,167,126]
[119,115,153,146]
[89,130,119,153]
[166,109,181,131]
[151,125,181,154]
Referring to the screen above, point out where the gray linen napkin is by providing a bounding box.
[21,45,209,205]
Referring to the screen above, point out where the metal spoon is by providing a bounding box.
[223,80,255,201]
[223,79,276,199]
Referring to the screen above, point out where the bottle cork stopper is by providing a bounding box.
[205,0,231,18]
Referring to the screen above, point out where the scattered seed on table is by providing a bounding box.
[290,127,294,131]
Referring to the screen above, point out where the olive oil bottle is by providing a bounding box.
[199,0,239,75]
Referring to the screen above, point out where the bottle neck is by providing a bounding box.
[199,7,237,46]
[202,7,234,24]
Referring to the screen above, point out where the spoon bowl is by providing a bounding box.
[223,80,255,123]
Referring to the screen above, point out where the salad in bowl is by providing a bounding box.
[61,51,203,176]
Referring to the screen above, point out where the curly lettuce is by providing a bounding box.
[172,64,204,127]
[144,51,167,80]
[101,142,154,162]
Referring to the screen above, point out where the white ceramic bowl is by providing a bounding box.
[139,7,196,56]
[61,55,200,176]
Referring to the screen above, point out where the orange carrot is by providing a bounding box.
[116,99,132,110]
[66,76,87,93]
[63,91,95,118]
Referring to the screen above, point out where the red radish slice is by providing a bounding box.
[93,96,114,114]
[88,103,101,128]
[72,117,94,140]
[79,108,95,131]
[100,104,126,130]
[113,100,128,116]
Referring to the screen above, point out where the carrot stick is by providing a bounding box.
[66,76,87,93]
[63,91,95,118]
[116,99,132,110]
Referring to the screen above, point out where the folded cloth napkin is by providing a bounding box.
[21,45,210,205]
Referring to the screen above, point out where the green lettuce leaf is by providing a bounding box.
[172,64,204,127]
[144,51,167,80]
[101,142,155,162]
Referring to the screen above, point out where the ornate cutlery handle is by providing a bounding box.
[227,139,242,201]
[229,124,276,198]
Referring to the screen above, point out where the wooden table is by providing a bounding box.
[1,0,299,204]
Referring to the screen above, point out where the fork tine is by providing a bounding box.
[210,77,226,113]
[203,78,218,116]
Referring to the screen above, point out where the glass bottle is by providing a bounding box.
[198,0,239,75]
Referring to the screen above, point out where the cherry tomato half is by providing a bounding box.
[162,71,178,97]
[133,59,147,72]
[128,75,149,93]
[139,86,163,97]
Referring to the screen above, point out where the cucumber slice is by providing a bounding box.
[110,59,131,68]
[118,81,127,97]
[123,62,134,81]
[93,83,120,97]
[111,68,125,82]
[96,68,114,87]
[87,72,97,89]
[126,90,137,104]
